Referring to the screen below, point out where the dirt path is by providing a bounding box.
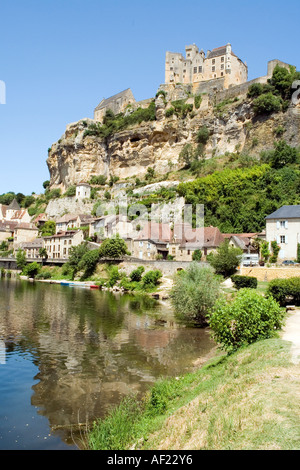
[282,308,300,364]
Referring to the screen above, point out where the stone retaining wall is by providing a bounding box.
[240,266,300,281]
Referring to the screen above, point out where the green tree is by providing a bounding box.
[269,140,298,169]
[40,221,56,236]
[16,249,27,270]
[66,242,90,279]
[260,241,270,263]
[24,262,40,278]
[98,234,130,259]
[207,240,242,278]
[192,249,202,261]
[270,240,280,263]
[170,263,221,325]
[78,249,100,279]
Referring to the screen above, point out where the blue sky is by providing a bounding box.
[0,0,299,195]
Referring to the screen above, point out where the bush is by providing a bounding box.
[64,185,76,197]
[231,275,257,289]
[253,92,282,115]
[170,263,221,325]
[23,262,40,278]
[266,277,300,306]
[209,289,285,352]
[197,126,210,145]
[192,249,202,261]
[129,266,145,282]
[141,269,162,288]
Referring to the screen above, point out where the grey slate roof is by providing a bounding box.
[94,88,132,112]
[265,205,300,219]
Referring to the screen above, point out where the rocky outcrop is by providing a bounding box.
[46,94,300,191]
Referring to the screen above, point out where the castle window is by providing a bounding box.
[183,69,186,73]
[212,59,215,64]
[198,66,202,73]
[212,66,215,72]
[193,67,197,74]
[221,64,224,70]
[170,67,173,70]
[221,56,224,62]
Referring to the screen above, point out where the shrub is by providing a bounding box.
[209,289,285,352]
[192,249,202,261]
[170,263,221,325]
[196,126,210,145]
[231,274,257,289]
[129,266,145,282]
[141,269,162,288]
[253,92,282,115]
[194,94,202,109]
[90,175,107,185]
[266,277,300,306]
[64,185,76,197]
[23,262,40,278]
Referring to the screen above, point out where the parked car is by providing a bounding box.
[282,260,298,265]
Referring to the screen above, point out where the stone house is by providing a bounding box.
[89,214,133,240]
[13,223,39,249]
[170,226,224,261]
[76,183,91,199]
[55,214,80,233]
[94,89,136,122]
[43,230,84,260]
[0,199,31,224]
[0,221,17,242]
[165,43,247,89]
[19,238,44,259]
[265,205,300,260]
[131,222,173,260]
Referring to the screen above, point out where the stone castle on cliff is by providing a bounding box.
[93,42,293,122]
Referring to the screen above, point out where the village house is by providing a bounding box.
[76,183,91,199]
[89,214,133,240]
[13,223,39,249]
[265,205,300,260]
[171,226,225,261]
[55,213,94,234]
[32,213,48,229]
[18,238,44,259]
[131,221,173,260]
[43,230,84,260]
[0,199,31,224]
[0,221,17,242]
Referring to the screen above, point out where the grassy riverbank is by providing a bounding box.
[87,337,300,450]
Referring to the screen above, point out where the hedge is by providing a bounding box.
[231,274,257,289]
[266,277,300,306]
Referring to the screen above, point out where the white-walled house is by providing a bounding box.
[265,205,300,260]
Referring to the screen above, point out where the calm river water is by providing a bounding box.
[0,277,215,450]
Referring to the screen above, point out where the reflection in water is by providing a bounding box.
[0,279,215,449]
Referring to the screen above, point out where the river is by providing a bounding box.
[0,277,215,450]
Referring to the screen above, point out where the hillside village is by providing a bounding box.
[1,42,300,272]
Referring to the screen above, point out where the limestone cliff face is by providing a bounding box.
[46,92,300,191]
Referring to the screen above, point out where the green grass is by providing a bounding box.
[87,338,300,450]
